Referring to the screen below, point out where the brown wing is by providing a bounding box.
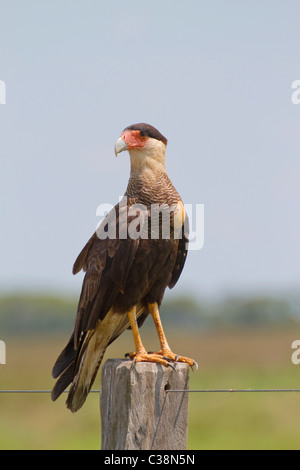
[73,203,140,347]
[168,214,189,289]
[52,202,140,383]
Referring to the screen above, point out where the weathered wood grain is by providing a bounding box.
[100,359,189,450]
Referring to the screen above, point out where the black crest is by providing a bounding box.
[124,123,167,145]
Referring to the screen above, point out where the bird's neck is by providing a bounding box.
[129,145,166,176]
[126,155,180,206]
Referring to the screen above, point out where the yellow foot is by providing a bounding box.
[125,351,175,368]
[126,350,198,370]
[149,349,198,370]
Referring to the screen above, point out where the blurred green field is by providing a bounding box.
[1,325,300,450]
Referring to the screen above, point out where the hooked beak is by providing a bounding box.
[114,137,128,157]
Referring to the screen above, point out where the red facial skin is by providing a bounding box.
[121,130,148,150]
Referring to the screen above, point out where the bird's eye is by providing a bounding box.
[140,131,147,138]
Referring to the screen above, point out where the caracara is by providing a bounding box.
[51,123,196,412]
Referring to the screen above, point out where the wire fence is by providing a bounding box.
[1,388,300,394]
[166,389,300,393]
[0,390,99,394]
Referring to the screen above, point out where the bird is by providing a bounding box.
[51,123,196,413]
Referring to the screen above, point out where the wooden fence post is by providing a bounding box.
[100,359,189,450]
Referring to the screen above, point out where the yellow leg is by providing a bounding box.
[127,305,171,367]
[148,302,198,369]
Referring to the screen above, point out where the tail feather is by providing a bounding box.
[52,333,75,379]
[52,305,146,413]
[51,361,75,401]
[52,327,108,413]
[66,342,107,413]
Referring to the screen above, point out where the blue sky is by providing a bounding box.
[1,0,300,298]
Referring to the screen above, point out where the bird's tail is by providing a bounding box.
[65,328,108,413]
[51,305,145,413]
[51,327,107,413]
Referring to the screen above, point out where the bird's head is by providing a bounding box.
[115,123,168,173]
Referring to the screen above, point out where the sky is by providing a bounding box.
[0,0,300,299]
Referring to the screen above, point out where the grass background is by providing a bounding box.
[1,325,300,450]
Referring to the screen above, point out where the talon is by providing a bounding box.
[162,356,173,362]
[130,351,170,368]
[157,350,197,368]
[125,351,136,360]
